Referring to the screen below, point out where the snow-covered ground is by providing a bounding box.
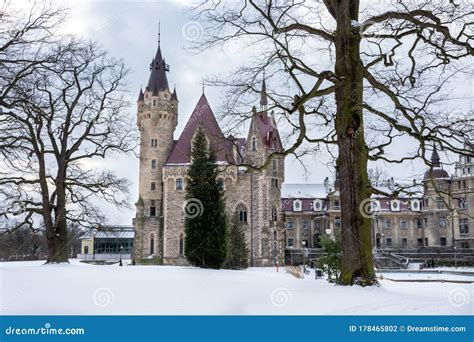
[1,260,472,315]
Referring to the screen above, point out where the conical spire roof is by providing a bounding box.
[146,45,169,95]
[260,78,268,107]
[171,86,178,101]
[423,145,449,181]
[430,145,440,167]
[137,88,144,102]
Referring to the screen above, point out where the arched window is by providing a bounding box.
[149,234,155,255]
[179,234,184,255]
[236,203,248,223]
[251,136,257,151]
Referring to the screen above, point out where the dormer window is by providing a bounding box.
[390,200,400,212]
[371,200,381,213]
[410,199,421,211]
[313,199,322,211]
[293,199,302,212]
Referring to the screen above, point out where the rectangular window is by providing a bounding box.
[151,159,157,169]
[460,218,469,235]
[417,238,423,247]
[287,238,294,247]
[176,178,183,190]
[287,219,293,229]
[150,139,158,148]
[401,238,407,247]
[440,237,447,246]
[150,200,156,217]
[416,218,423,229]
[334,217,341,229]
[460,241,470,249]
[424,237,429,246]
[436,197,443,209]
[271,178,279,189]
[302,221,309,229]
[384,219,392,229]
[400,219,408,229]
[272,160,277,175]
[333,200,340,209]
[386,238,392,247]
[151,182,156,191]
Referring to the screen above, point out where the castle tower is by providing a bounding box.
[451,135,474,249]
[421,146,452,248]
[244,77,285,265]
[133,35,178,263]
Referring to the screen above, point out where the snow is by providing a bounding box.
[351,20,360,27]
[1,260,472,315]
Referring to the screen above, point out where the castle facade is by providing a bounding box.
[132,42,285,266]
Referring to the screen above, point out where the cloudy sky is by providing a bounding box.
[32,0,469,225]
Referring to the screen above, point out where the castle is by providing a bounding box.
[132,41,285,266]
[281,144,474,254]
[132,40,473,266]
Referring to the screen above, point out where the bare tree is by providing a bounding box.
[0,1,65,109]
[191,0,474,285]
[0,38,137,263]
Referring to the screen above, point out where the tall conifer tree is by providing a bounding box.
[184,125,228,269]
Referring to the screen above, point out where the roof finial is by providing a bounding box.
[260,70,268,110]
[158,21,161,46]
[202,78,205,94]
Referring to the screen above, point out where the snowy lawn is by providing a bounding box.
[1,259,472,315]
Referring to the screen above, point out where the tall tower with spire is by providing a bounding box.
[133,32,178,263]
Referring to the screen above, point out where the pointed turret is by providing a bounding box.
[137,88,144,102]
[146,42,169,96]
[171,86,178,101]
[423,145,449,181]
[260,77,268,110]
[430,145,441,168]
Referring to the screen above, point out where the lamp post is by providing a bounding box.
[119,245,123,267]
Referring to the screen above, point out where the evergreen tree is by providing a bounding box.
[184,125,228,269]
[224,215,249,270]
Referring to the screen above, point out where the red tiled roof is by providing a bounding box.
[255,112,283,151]
[166,94,236,164]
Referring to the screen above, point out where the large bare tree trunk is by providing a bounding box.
[334,0,375,285]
